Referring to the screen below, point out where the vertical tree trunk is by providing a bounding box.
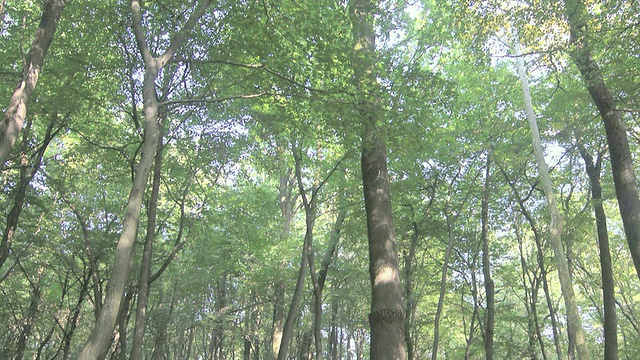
[0,0,65,168]
[403,225,418,360]
[272,173,293,359]
[350,0,406,358]
[277,205,312,360]
[76,1,211,358]
[130,126,164,360]
[516,43,590,359]
[481,154,494,360]
[564,0,640,281]
[115,287,135,360]
[576,139,618,360]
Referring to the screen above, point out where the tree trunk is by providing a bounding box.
[564,0,640,282]
[0,0,65,169]
[576,139,618,360]
[76,1,211,358]
[350,0,406,358]
[481,154,494,360]
[272,173,293,359]
[130,125,164,360]
[516,43,590,359]
[277,207,311,360]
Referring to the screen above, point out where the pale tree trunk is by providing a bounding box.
[76,1,212,358]
[564,0,640,282]
[481,154,494,360]
[0,0,65,169]
[272,173,294,359]
[516,43,590,360]
[350,0,406,358]
[130,126,164,360]
[575,137,618,360]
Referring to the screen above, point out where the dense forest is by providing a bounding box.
[1,0,639,359]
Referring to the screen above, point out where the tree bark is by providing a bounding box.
[516,43,590,359]
[272,173,294,359]
[576,139,618,360]
[76,1,211,358]
[481,154,494,360]
[130,126,164,360]
[350,0,406,358]
[564,0,640,281]
[277,182,313,360]
[0,0,65,169]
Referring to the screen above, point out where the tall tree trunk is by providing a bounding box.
[272,173,294,359]
[0,0,65,169]
[76,1,211,358]
[516,43,590,359]
[564,0,640,281]
[481,154,494,360]
[576,139,618,360]
[277,203,312,360]
[403,227,418,360]
[350,0,406,358]
[130,125,164,360]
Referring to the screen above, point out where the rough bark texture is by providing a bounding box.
[516,44,590,360]
[481,155,494,360]
[576,141,618,360]
[0,0,65,169]
[564,0,640,281]
[350,0,406,358]
[76,1,211,358]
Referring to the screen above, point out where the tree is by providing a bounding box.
[0,0,65,169]
[350,0,406,358]
[76,1,212,358]
[564,0,640,282]
[516,42,589,359]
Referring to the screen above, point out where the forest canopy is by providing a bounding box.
[1,0,639,359]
